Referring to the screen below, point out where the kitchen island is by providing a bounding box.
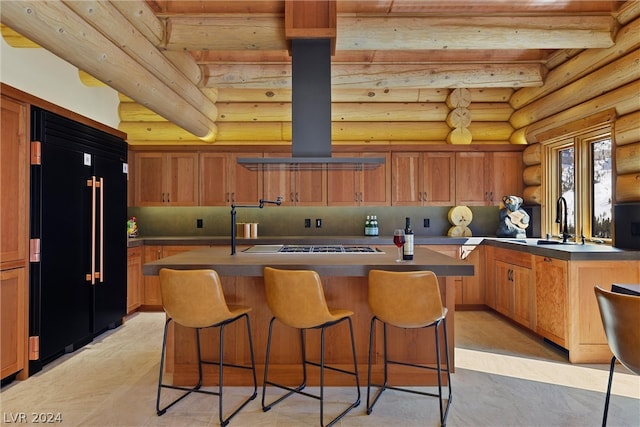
[143,245,474,386]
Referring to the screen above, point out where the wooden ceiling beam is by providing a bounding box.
[1,0,218,141]
[201,63,544,88]
[163,14,614,51]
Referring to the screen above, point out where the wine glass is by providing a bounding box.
[393,229,405,262]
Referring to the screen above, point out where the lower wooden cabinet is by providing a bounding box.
[127,247,143,314]
[1,268,26,380]
[459,246,484,306]
[534,255,568,346]
[142,245,203,309]
[490,248,534,328]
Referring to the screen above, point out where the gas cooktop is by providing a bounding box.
[243,245,384,254]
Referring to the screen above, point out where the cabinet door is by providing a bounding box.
[461,246,484,304]
[495,260,512,316]
[1,96,28,269]
[488,152,523,205]
[391,152,421,206]
[484,246,496,308]
[135,153,165,206]
[230,153,262,205]
[423,152,455,206]
[294,169,327,206]
[511,264,533,328]
[143,245,164,306]
[361,152,391,206]
[1,268,26,379]
[535,256,567,346]
[165,153,198,206]
[327,154,358,205]
[200,153,232,206]
[127,247,142,314]
[263,167,293,206]
[455,152,488,205]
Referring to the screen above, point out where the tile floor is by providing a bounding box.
[1,310,638,426]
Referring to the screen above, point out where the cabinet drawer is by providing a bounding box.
[493,247,532,268]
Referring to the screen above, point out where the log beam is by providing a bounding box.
[164,15,614,51]
[1,0,217,141]
[203,63,544,88]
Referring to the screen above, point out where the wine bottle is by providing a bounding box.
[364,215,371,236]
[403,217,414,260]
[372,215,379,236]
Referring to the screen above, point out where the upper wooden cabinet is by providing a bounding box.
[1,95,28,269]
[200,153,263,206]
[327,152,391,206]
[134,152,198,206]
[455,152,523,206]
[0,94,28,381]
[392,152,455,206]
[130,148,524,208]
[262,154,327,206]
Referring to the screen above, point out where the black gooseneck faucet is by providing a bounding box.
[230,197,282,255]
[555,196,570,243]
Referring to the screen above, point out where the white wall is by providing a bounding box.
[0,37,120,129]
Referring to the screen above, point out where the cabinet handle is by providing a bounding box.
[359,192,363,203]
[418,192,422,202]
[354,192,358,202]
[423,192,428,203]
[295,192,299,203]
[230,192,235,203]
[290,192,294,202]
[156,249,161,259]
[544,257,553,263]
[489,191,493,201]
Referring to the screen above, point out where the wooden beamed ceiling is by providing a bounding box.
[1,0,631,144]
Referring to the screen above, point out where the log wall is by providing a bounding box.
[512,15,640,205]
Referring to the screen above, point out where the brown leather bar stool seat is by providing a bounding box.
[594,285,640,427]
[367,270,452,426]
[262,267,360,427]
[156,268,257,427]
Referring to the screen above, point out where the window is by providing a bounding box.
[543,125,612,243]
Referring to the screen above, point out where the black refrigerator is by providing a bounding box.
[29,107,128,374]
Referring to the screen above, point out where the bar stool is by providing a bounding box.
[366,269,452,426]
[594,285,640,427]
[262,267,361,427]
[156,268,257,427]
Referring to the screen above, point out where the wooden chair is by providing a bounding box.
[367,269,452,426]
[594,285,640,427]
[156,268,257,427]
[261,266,360,427]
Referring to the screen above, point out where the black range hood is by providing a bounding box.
[238,39,384,171]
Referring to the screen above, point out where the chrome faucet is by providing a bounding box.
[555,196,570,243]
[230,197,282,255]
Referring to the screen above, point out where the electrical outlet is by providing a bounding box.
[196,218,203,228]
[423,218,430,228]
[304,218,311,228]
[315,218,322,228]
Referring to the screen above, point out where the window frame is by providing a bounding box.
[541,123,613,243]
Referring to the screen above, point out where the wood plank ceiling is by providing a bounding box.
[0,1,630,145]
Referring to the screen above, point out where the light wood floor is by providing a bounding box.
[1,310,638,426]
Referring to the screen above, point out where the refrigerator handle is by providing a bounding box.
[86,176,97,285]
[98,177,104,283]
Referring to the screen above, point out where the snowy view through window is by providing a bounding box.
[559,139,612,239]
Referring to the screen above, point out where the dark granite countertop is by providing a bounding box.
[129,235,639,261]
[142,245,475,277]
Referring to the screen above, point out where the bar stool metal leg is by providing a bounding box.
[262,317,360,427]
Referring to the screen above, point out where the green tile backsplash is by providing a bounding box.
[127,206,501,238]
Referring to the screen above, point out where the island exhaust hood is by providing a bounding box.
[237,39,384,171]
